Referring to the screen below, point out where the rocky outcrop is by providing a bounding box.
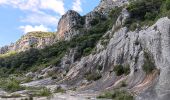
[0,31,55,54]
[56,0,129,41]
[94,0,129,15]
[55,17,170,100]
[84,11,105,29]
[56,10,84,40]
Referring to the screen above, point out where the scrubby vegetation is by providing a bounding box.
[0,78,25,92]
[126,0,170,30]
[113,64,130,76]
[38,88,52,97]
[0,6,123,77]
[85,72,102,81]
[142,52,155,74]
[54,86,66,93]
[97,90,134,100]
[0,51,17,58]
[25,87,52,97]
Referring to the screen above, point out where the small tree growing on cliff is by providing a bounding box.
[142,52,155,74]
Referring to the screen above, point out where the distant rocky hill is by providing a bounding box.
[0,31,55,54]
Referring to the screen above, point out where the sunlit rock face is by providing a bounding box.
[94,0,128,15]
[0,31,55,54]
[56,10,84,41]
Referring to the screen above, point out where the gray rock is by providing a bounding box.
[94,0,128,15]
[56,10,84,40]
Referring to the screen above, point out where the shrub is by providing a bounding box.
[126,0,163,30]
[85,72,102,81]
[83,47,93,56]
[127,0,162,21]
[166,0,170,10]
[113,64,130,76]
[121,81,127,87]
[54,86,66,93]
[114,65,124,76]
[97,92,114,99]
[109,7,123,25]
[0,78,25,92]
[124,64,130,75]
[142,52,155,74]
[38,88,52,97]
[97,65,103,71]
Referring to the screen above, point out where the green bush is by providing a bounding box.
[83,47,93,56]
[97,65,103,71]
[114,65,124,76]
[127,0,162,21]
[85,72,102,81]
[142,52,155,74]
[109,7,123,25]
[124,64,130,75]
[121,81,127,87]
[0,78,25,92]
[54,86,66,93]
[38,88,52,97]
[126,0,164,29]
[166,0,170,10]
[113,64,130,76]
[97,92,114,99]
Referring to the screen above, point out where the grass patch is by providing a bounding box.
[97,90,134,100]
[38,88,52,97]
[0,78,25,92]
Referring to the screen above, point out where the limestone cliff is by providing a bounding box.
[94,0,128,14]
[0,31,55,54]
[56,10,84,40]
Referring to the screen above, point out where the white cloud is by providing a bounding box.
[21,12,59,26]
[20,25,50,34]
[72,0,83,12]
[0,0,65,32]
[0,0,65,15]
[40,0,65,15]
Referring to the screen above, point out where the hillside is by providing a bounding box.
[0,31,55,55]
[0,0,170,100]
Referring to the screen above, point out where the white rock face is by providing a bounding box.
[58,17,170,100]
[56,10,84,40]
[0,31,55,54]
[94,0,128,15]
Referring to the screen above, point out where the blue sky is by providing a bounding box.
[0,0,100,47]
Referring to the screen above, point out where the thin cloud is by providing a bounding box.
[72,0,83,12]
[0,0,65,33]
[21,12,59,26]
[20,25,50,34]
[0,0,65,15]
